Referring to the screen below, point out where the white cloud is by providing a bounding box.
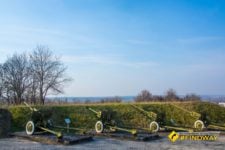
[0,25,64,37]
[61,55,158,68]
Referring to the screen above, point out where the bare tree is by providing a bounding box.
[25,73,39,104]
[30,45,71,104]
[135,90,153,102]
[1,53,30,104]
[165,88,179,101]
[184,93,201,101]
[0,64,3,101]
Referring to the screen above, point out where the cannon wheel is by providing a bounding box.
[26,121,35,135]
[95,121,104,133]
[194,120,204,131]
[149,121,159,133]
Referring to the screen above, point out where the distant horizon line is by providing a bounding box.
[47,94,225,98]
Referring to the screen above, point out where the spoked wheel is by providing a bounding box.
[95,121,104,133]
[194,120,205,131]
[26,121,35,135]
[149,121,159,133]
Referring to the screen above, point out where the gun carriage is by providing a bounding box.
[164,104,205,132]
[87,107,137,135]
[24,102,63,138]
[130,104,159,133]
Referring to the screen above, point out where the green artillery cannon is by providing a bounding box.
[87,107,137,135]
[200,113,225,131]
[130,104,159,133]
[24,102,63,138]
[164,104,205,132]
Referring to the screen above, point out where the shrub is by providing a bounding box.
[135,90,153,102]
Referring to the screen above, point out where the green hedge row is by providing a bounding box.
[8,101,225,132]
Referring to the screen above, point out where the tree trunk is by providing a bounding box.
[39,87,44,105]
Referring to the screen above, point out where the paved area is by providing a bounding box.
[0,135,225,150]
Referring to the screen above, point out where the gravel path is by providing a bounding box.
[0,136,225,150]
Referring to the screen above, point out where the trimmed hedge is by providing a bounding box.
[7,101,225,132]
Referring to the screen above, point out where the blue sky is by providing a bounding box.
[0,0,225,96]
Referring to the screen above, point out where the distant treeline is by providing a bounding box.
[43,89,203,105]
[134,89,201,102]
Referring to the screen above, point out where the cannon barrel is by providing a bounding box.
[24,102,38,112]
[169,104,201,119]
[109,126,137,135]
[87,107,102,118]
[130,104,157,119]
